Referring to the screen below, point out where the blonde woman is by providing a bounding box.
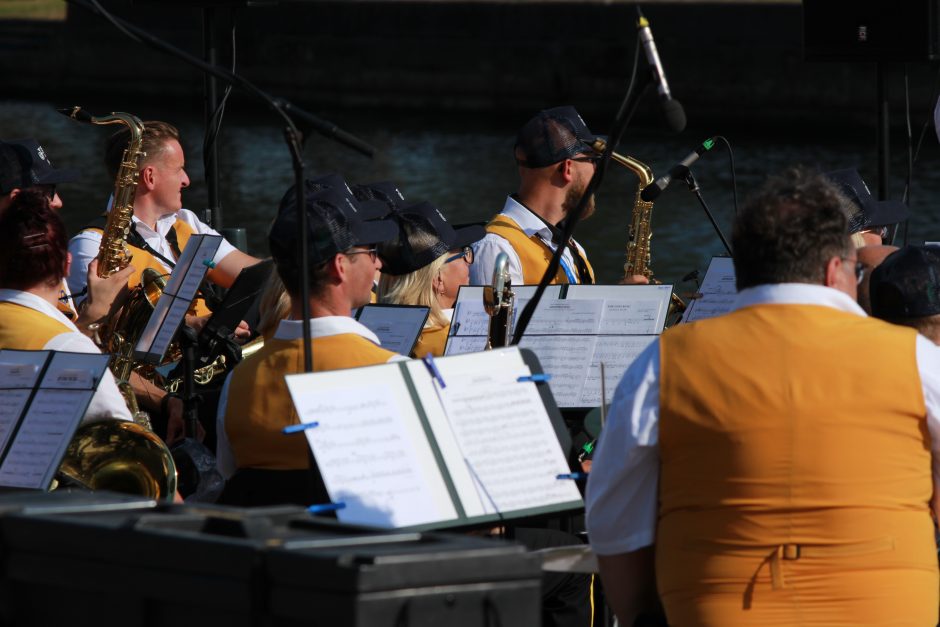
[378,202,483,357]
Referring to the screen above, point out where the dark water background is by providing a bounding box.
[3,98,940,286]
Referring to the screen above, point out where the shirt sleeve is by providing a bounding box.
[67,231,104,304]
[915,335,940,518]
[585,338,661,555]
[44,332,133,423]
[470,233,524,286]
[215,372,236,480]
[177,209,236,263]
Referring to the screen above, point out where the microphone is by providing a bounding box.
[637,15,687,133]
[640,137,716,202]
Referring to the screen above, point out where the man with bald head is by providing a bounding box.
[857,245,899,314]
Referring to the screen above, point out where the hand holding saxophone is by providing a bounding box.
[75,258,134,339]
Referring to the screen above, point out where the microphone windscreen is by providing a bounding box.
[663,99,687,134]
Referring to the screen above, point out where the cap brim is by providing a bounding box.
[451,224,486,249]
[36,167,79,186]
[866,199,909,227]
[356,198,392,221]
[350,216,399,247]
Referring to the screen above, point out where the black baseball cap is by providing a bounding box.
[870,245,940,319]
[825,169,909,232]
[379,201,486,275]
[0,138,78,194]
[277,174,391,222]
[270,186,398,269]
[351,181,407,213]
[515,106,604,169]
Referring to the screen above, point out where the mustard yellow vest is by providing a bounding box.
[412,323,449,358]
[656,304,937,621]
[0,301,72,350]
[225,332,397,471]
[485,214,595,285]
[82,220,212,316]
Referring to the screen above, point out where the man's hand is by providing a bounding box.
[620,274,651,285]
[233,320,251,343]
[75,260,134,336]
[185,314,210,334]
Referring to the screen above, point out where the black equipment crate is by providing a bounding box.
[266,520,542,627]
[0,492,542,627]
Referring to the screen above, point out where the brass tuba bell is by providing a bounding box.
[57,419,178,502]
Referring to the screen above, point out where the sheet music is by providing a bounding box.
[286,366,457,528]
[444,335,488,356]
[518,335,598,407]
[0,355,44,459]
[356,305,429,355]
[566,284,673,330]
[435,368,581,514]
[451,297,490,337]
[578,335,657,407]
[525,300,603,335]
[682,257,737,323]
[0,352,106,490]
[407,347,580,517]
[597,300,663,335]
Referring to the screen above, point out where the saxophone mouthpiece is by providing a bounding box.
[589,138,608,154]
[58,106,93,123]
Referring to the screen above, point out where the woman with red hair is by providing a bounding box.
[0,189,130,422]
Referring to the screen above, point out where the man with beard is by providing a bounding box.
[472,106,645,286]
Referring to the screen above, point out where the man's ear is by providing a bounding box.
[139,165,156,191]
[823,255,843,289]
[558,159,575,183]
[65,251,72,279]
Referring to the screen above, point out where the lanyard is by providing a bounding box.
[558,256,578,284]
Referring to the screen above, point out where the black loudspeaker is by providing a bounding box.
[804,0,940,62]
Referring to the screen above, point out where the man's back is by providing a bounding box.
[656,301,937,624]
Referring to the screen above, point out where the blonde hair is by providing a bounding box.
[257,271,291,339]
[378,254,450,328]
[850,232,866,249]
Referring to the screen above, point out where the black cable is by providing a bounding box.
[203,20,236,177]
[712,135,738,216]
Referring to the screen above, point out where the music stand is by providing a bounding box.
[133,235,223,364]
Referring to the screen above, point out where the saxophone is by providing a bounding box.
[589,139,685,314]
[61,107,166,424]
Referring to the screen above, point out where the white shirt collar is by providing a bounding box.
[500,196,554,241]
[273,316,383,345]
[0,289,81,332]
[733,283,867,317]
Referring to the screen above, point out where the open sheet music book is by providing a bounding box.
[284,347,582,531]
[354,304,430,356]
[0,350,110,491]
[444,284,672,408]
[680,256,737,323]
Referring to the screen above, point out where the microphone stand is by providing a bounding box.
[682,169,733,256]
[65,0,378,373]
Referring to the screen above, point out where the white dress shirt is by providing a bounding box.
[215,316,407,479]
[0,289,132,424]
[585,283,940,556]
[470,196,590,286]
[67,207,236,302]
